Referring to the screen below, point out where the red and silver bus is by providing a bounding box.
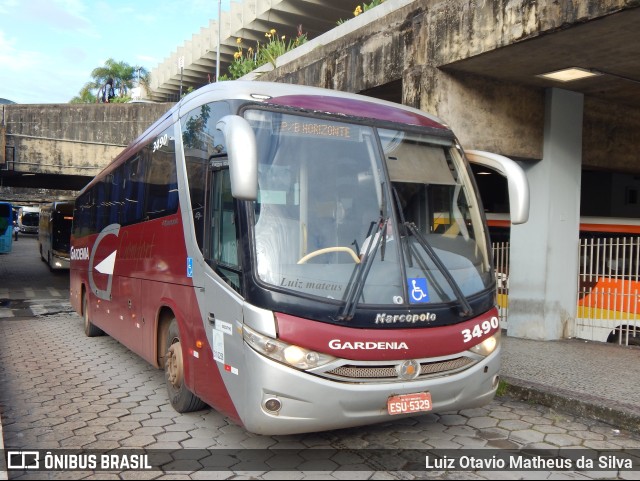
[70,81,528,435]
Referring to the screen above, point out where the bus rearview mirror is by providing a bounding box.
[216,115,258,201]
[465,150,530,225]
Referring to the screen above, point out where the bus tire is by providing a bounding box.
[164,318,206,413]
[83,293,104,337]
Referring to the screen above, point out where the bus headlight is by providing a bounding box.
[470,330,501,357]
[243,325,336,370]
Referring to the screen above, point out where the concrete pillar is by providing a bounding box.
[507,88,584,340]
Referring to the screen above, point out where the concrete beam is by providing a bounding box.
[1,103,173,187]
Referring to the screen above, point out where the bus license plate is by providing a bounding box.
[387,392,432,415]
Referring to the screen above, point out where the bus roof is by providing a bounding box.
[178,81,449,131]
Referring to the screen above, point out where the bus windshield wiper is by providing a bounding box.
[337,217,388,321]
[337,183,388,322]
[404,222,473,317]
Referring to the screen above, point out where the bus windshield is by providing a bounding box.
[22,212,39,227]
[249,109,492,309]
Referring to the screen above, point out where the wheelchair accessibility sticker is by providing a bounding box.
[408,278,430,304]
[187,257,193,278]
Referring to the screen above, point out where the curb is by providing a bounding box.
[500,376,640,435]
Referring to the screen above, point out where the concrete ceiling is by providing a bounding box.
[442,7,640,109]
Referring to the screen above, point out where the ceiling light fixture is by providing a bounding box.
[537,67,602,82]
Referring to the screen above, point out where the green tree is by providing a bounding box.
[72,58,150,103]
[70,82,97,104]
[182,104,211,150]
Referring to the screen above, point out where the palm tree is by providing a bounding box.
[77,59,150,103]
[70,82,97,103]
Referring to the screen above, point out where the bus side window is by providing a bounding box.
[123,155,145,225]
[145,127,178,221]
[182,101,230,252]
[74,192,93,237]
[95,181,107,232]
[108,168,123,225]
[209,168,241,292]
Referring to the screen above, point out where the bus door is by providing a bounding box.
[194,161,246,403]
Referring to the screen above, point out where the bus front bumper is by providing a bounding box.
[238,344,501,435]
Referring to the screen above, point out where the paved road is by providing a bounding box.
[0,235,70,319]
[1,236,639,479]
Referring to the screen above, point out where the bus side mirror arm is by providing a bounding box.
[216,115,258,201]
[466,150,530,225]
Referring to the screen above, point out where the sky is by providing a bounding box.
[0,0,231,104]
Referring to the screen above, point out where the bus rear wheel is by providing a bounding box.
[164,318,206,413]
[83,294,104,337]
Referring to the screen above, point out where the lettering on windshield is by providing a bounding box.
[275,121,352,139]
[280,277,344,293]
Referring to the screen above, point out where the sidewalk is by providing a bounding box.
[501,334,640,433]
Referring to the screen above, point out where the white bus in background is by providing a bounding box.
[18,205,40,234]
[39,201,74,270]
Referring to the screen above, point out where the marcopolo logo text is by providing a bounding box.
[70,246,90,261]
[375,312,436,324]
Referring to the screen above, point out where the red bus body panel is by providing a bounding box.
[276,308,500,361]
[70,210,241,424]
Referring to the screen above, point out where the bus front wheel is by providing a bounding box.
[164,318,206,413]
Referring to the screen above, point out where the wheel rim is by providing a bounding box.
[166,341,184,388]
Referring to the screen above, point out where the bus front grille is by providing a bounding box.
[319,356,476,383]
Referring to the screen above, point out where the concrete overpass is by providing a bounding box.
[0,103,173,203]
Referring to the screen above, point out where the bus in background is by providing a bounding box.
[18,206,40,235]
[486,213,640,346]
[70,81,528,435]
[0,201,13,253]
[39,201,74,270]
